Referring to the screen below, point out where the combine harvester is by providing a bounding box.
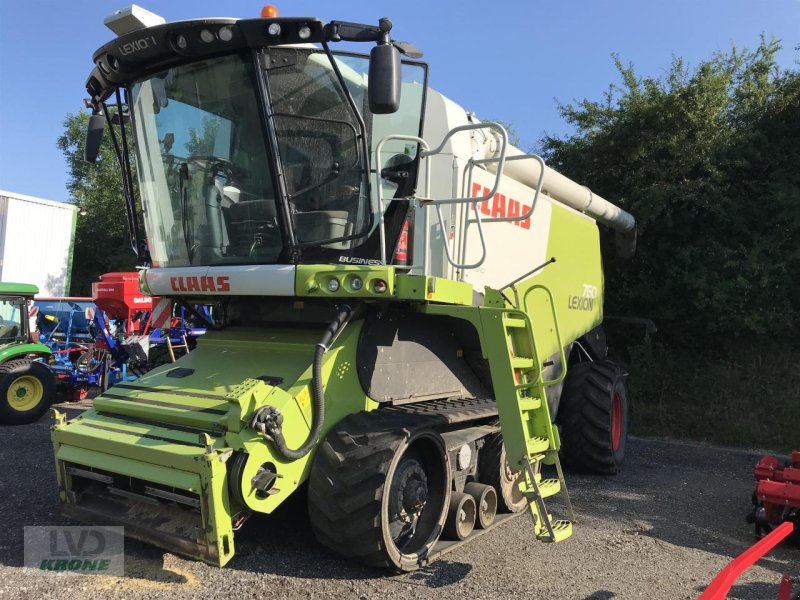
[51,5,637,570]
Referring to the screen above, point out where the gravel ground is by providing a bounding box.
[0,405,795,600]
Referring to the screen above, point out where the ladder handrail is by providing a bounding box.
[521,284,568,386]
[464,153,546,224]
[374,123,510,272]
[457,153,547,270]
[417,122,509,205]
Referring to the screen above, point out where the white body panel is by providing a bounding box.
[414,89,623,291]
[0,190,77,296]
[458,168,553,290]
[416,90,554,288]
[142,264,296,296]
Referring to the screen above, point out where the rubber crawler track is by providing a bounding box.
[308,410,443,571]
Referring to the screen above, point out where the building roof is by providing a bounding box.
[0,190,74,210]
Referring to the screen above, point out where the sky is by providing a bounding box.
[1,0,798,203]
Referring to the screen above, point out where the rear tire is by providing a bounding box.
[308,412,450,572]
[557,360,629,474]
[0,359,55,425]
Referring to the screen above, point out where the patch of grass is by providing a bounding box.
[624,342,799,453]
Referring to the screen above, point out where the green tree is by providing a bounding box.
[57,111,139,295]
[540,38,800,348]
[540,40,800,449]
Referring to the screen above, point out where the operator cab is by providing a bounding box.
[0,297,29,344]
[85,6,427,268]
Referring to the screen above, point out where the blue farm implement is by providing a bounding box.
[37,272,206,400]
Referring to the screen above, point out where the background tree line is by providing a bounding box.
[540,38,799,449]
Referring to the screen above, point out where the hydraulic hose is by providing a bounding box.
[252,303,360,461]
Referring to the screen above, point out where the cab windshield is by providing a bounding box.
[131,54,280,267]
[129,49,425,267]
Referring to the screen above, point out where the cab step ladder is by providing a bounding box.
[481,306,575,543]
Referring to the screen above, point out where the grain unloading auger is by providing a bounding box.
[51,4,637,570]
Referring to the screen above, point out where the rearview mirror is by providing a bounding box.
[84,114,105,163]
[368,43,401,114]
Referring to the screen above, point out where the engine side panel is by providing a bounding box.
[357,310,489,404]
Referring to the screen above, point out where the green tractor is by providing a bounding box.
[0,283,55,424]
[51,6,637,570]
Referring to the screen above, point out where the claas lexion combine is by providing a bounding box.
[52,4,637,570]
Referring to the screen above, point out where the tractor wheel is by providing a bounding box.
[308,412,450,572]
[557,360,629,475]
[477,432,526,513]
[0,359,55,425]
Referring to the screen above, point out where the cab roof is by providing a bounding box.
[0,282,39,297]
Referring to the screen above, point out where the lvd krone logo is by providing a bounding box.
[39,530,113,572]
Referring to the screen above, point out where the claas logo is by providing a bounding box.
[471,183,532,230]
[170,276,230,293]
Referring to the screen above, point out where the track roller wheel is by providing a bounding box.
[444,492,476,540]
[308,412,450,572]
[557,360,629,474]
[478,432,526,513]
[464,482,497,529]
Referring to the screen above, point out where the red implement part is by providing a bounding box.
[758,479,800,507]
[778,575,797,600]
[698,521,795,600]
[754,453,800,526]
[91,272,155,336]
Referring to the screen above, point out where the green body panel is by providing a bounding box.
[51,322,375,565]
[295,264,395,298]
[395,275,474,305]
[294,265,474,306]
[56,443,202,492]
[509,204,603,361]
[0,341,52,364]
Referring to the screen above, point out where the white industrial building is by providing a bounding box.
[0,190,77,296]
